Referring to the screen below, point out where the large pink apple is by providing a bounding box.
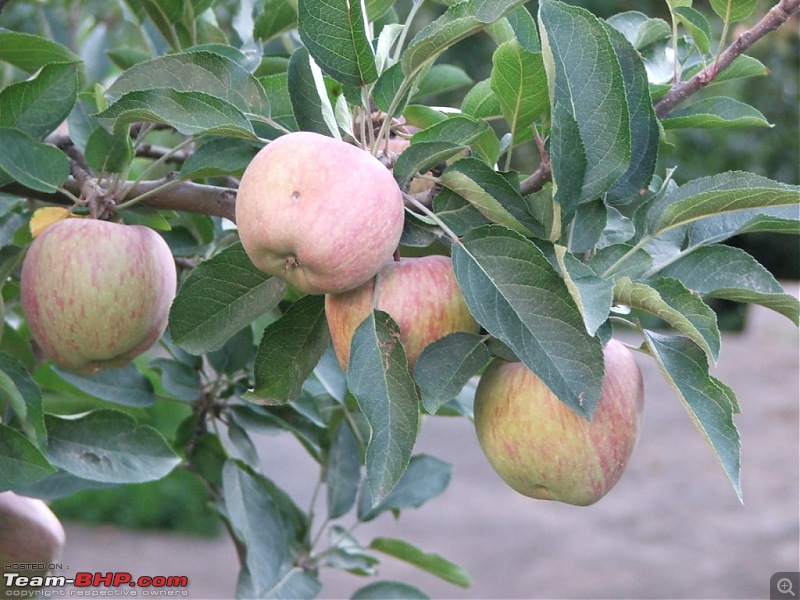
[21,218,177,375]
[235,132,405,295]
[474,339,645,506]
[0,492,65,595]
[325,255,480,370]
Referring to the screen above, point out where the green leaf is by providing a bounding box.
[148,358,202,402]
[393,116,489,185]
[487,5,541,52]
[688,208,799,248]
[366,0,395,21]
[392,142,452,187]
[298,0,378,87]
[168,242,287,354]
[358,454,452,521]
[434,187,491,236]
[0,29,80,73]
[373,62,413,117]
[549,104,586,218]
[258,73,299,133]
[186,432,227,487]
[539,0,631,202]
[662,97,771,130]
[222,460,292,596]
[490,41,548,144]
[288,46,341,138]
[0,128,70,193]
[553,245,614,337]
[614,276,721,363]
[709,0,757,23]
[351,581,430,600]
[326,420,361,519]
[246,295,330,405]
[106,47,152,70]
[369,537,471,588]
[207,327,255,375]
[135,0,182,48]
[606,12,669,51]
[604,22,660,204]
[323,526,379,575]
[310,347,347,403]
[439,157,539,236]
[346,311,420,505]
[673,7,712,54]
[45,409,181,484]
[0,354,46,449]
[231,404,323,462]
[461,78,502,120]
[414,64,473,100]
[261,568,322,599]
[643,330,741,501]
[84,126,134,174]
[374,23,404,74]
[105,51,269,115]
[179,137,261,179]
[452,226,605,417]
[227,419,259,468]
[0,62,80,140]
[254,0,298,43]
[50,364,156,407]
[590,244,653,280]
[402,0,527,78]
[645,172,800,239]
[0,424,55,491]
[96,89,257,139]
[657,245,800,324]
[413,332,489,415]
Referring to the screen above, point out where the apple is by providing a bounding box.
[235,132,405,295]
[474,338,645,506]
[0,492,65,595]
[325,255,480,370]
[21,218,177,375]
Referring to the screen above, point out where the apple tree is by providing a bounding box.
[0,0,798,597]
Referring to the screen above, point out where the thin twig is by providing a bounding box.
[654,0,800,119]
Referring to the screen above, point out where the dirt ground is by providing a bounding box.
[52,285,799,600]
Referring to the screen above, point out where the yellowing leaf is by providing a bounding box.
[30,207,72,238]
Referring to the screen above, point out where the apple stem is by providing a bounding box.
[402,191,461,246]
[116,137,194,205]
[393,248,401,262]
[115,174,181,211]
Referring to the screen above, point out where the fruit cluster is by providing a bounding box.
[236,131,645,507]
[18,130,644,509]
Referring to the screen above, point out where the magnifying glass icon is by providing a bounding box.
[778,578,796,597]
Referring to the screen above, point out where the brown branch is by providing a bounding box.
[654,0,800,119]
[518,161,552,197]
[519,0,799,196]
[0,177,238,223]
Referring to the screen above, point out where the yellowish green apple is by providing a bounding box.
[474,339,645,506]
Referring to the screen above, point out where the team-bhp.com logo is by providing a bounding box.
[3,571,189,597]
